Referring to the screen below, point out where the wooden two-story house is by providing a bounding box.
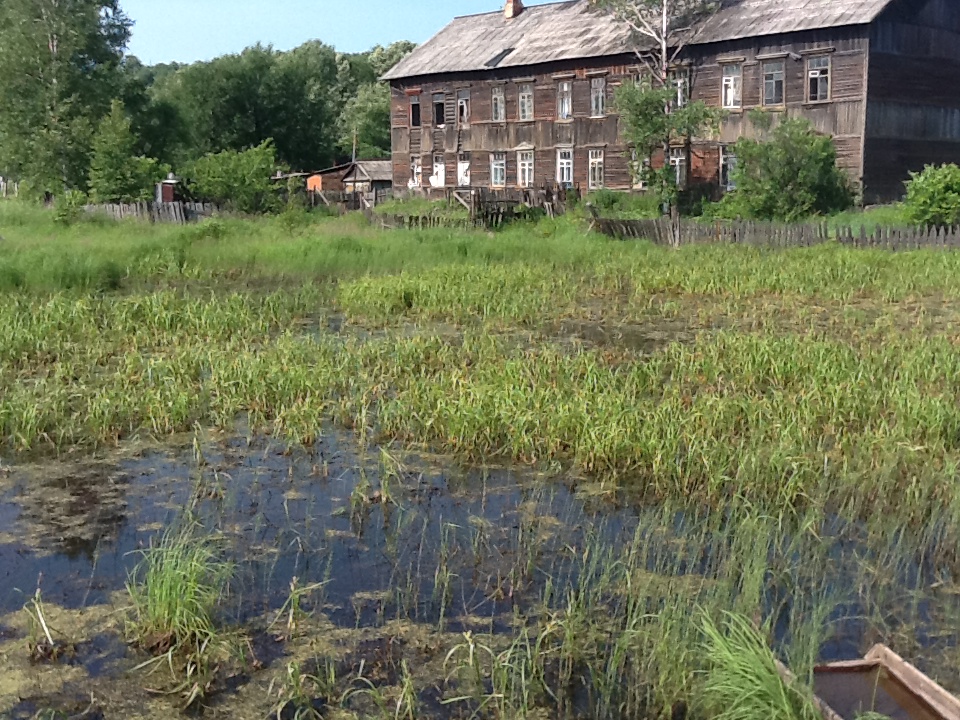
[382,0,960,203]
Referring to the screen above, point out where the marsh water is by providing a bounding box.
[2,430,960,718]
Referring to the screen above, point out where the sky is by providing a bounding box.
[123,0,558,65]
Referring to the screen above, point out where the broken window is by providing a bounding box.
[763,60,785,106]
[491,153,507,187]
[432,154,445,187]
[433,93,446,126]
[457,89,471,125]
[669,147,687,188]
[518,84,534,121]
[558,81,573,120]
[588,149,604,190]
[590,77,606,117]
[557,148,574,187]
[410,95,421,127]
[492,86,506,122]
[720,146,737,191]
[457,152,471,187]
[518,151,535,187]
[410,156,422,188]
[807,56,830,102]
[722,64,742,109]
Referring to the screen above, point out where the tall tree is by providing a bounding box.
[88,99,167,203]
[337,83,391,160]
[592,0,720,215]
[0,0,131,193]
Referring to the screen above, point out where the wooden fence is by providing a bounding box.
[591,214,960,250]
[84,201,219,224]
[0,179,17,198]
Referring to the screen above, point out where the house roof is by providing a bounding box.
[344,160,393,183]
[382,0,896,81]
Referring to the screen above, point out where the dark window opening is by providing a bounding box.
[410,96,421,127]
[457,90,470,125]
[433,94,446,126]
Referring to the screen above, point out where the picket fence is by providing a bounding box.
[592,215,960,250]
[84,201,219,224]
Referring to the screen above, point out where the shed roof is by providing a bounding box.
[382,0,896,81]
[344,160,393,183]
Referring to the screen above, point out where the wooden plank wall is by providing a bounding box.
[84,202,219,224]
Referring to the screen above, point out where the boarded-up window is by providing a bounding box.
[722,64,742,109]
[588,149,604,190]
[431,154,445,187]
[457,153,471,187]
[519,84,534,121]
[491,153,507,187]
[807,56,830,102]
[558,81,573,120]
[518,151,535,187]
[433,94,445,126]
[763,60,785,106]
[410,156,422,188]
[410,95,421,127]
[590,78,606,117]
[492,87,506,122]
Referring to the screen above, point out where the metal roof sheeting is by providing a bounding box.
[382,0,896,81]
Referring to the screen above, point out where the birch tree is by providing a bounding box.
[0,0,130,194]
[591,0,722,211]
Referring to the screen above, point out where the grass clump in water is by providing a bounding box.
[702,612,820,720]
[126,522,231,657]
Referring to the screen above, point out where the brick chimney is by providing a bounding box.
[504,0,524,19]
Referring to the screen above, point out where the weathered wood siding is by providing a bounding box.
[389,28,870,192]
[864,0,960,202]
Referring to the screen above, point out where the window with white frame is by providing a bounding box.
[669,147,687,188]
[457,89,471,125]
[763,60,785,106]
[671,70,690,109]
[720,146,737,191]
[807,56,830,102]
[410,156,423,188]
[558,81,573,120]
[631,150,651,190]
[457,152,471,187]
[557,148,574,187]
[722,64,742,109]
[590,77,606,117]
[518,84,534,121]
[492,86,506,122]
[432,154,445,187]
[490,153,507,187]
[588,149,604,190]
[518,151,535,187]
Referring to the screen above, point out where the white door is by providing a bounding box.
[457,159,471,187]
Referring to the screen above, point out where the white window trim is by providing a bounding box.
[518,85,535,122]
[518,150,535,188]
[492,87,506,122]
[558,81,573,121]
[490,153,507,188]
[721,64,742,110]
[669,148,687,188]
[556,147,574,187]
[590,77,606,117]
[806,55,831,103]
[762,60,786,107]
[431,154,445,187]
[588,149,604,190]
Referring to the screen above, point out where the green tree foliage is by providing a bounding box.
[186,140,280,214]
[904,164,960,228]
[368,41,417,78]
[338,83,392,159]
[88,100,168,203]
[0,0,131,193]
[616,83,722,204]
[721,118,853,221]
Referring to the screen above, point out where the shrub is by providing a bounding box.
[904,163,960,228]
[722,118,853,221]
[186,140,281,215]
[88,100,169,204]
[53,190,88,226]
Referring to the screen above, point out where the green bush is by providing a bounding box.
[186,140,281,215]
[721,118,853,221]
[53,190,88,226]
[88,100,168,204]
[585,189,661,219]
[904,164,960,228]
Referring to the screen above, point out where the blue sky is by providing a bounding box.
[124,0,557,65]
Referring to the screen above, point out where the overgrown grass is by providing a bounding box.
[126,522,231,656]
